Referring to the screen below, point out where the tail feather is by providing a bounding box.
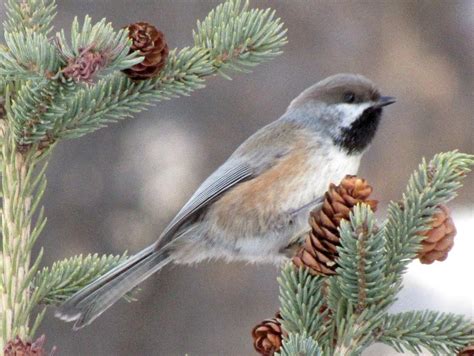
[55,245,171,329]
[60,245,156,309]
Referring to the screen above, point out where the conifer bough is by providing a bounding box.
[258,151,474,355]
[0,0,287,350]
[1,0,472,354]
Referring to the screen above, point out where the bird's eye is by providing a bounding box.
[344,92,356,103]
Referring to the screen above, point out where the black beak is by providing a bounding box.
[375,96,396,108]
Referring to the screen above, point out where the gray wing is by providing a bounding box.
[154,159,256,250]
[154,117,296,250]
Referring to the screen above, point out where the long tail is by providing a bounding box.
[55,245,172,329]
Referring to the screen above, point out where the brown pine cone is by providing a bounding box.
[122,22,169,80]
[459,345,474,356]
[252,314,285,355]
[4,335,50,356]
[293,175,378,275]
[418,204,456,264]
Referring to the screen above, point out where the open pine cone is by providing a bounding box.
[293,175,378,275]
[252,314,285,356]
[418,204,456,264]
[62,47,107,83]
[122,22,169,80]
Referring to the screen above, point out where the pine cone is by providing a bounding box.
[418,204,456,264]
[252,314,285,355]
[122,22,169,80]
[4,335,50,356]
[62,47,107,83]
[459,345,474,356]
[293,175,378,275]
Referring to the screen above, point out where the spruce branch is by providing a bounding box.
[0,30,63,80]
[31,253,128,306]
[336,205,391,312]
[384,151,474,287]
[51,0,287,140]
[278,264,326,340]
[50,47,213,141]
[0,115,50,344]
[56,16,143,75]
[10,79,60,146]
[3,0,57,36]
[9,78,77,147]
[331,302,386,356]
[277,333,321,356]
[378,311,474,355]
[1,76,6,96]
[193,0,287,76]
[271,152,473,355]
[2,0,287,147]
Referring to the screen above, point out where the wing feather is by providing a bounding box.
[154,160,255,249]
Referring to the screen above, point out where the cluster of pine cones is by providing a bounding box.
[62,21,169,82]
[252,175,459,355]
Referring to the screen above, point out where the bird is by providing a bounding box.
[56,73,396,329]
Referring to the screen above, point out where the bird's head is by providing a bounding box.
[288,73,396,154]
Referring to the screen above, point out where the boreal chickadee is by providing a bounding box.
[56,73,395,329]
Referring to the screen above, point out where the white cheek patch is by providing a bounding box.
[334,102,373,128]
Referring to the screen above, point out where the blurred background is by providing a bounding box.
[2,0,473,354]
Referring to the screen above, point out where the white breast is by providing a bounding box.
[197,144,363,264]
[281,146,362,212]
